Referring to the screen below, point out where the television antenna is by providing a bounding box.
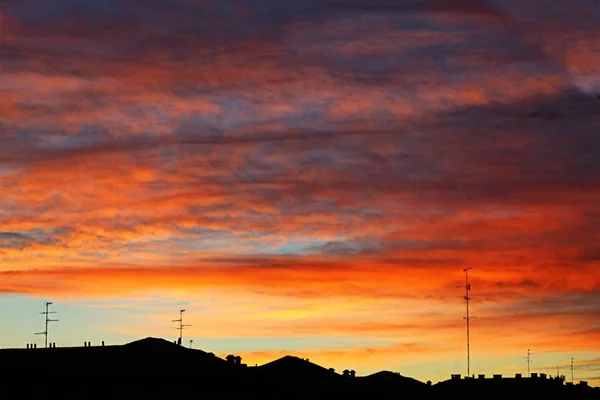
[35,302,58,348]
[457,267,475,377]
[171,309,190,345]
[571,358,574,383]
[523,349,532,377]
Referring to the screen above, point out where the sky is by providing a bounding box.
[1,0,599,385]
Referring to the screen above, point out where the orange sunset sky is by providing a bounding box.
[0,0,599,385]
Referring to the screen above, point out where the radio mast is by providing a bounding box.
[458,268,474,377]
[524,349,531,377]
[571,358,574,383]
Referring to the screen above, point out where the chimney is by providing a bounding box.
[579,381,588,387]
[235,356,242,366]
[343,370,350,378]
[350,370,356,378]
[531,373,538,378]
[102,341,105,347]
[478,374,485,379]
[34,344,37,349]
[451,374,461,380]
[27,344,29,349]
[515,374,522,379]
[540,373,547,379]
[493,374,502,379]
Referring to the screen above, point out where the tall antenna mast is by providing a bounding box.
[525,349,531,377]
[458,267,473,377]
[35,302,58,348]
[571,358,574,383]
[171,309,190,346]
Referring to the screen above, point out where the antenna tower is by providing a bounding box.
[524,349,531,377]
[571,358,574,383]
[35,302,58,348]
[171,309,190,346]
[458,267,474,377]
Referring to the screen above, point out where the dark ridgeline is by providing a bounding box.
[0,338,598,400]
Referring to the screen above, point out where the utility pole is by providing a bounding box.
[35,302,58,348]
[171,309,190,346]
[571,358,574,383]
[458,268,474,377]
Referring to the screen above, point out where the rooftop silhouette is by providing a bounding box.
[1,337,598,400]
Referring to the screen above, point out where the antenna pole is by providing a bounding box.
[458,267,473,377]
[527,349,531,377]
[35,302,58,348]
[571,358,574,383]
[171,309,191,345]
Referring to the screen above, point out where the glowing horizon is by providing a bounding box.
[0,0,599,386]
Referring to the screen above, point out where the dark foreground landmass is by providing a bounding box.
[0,338,597,400]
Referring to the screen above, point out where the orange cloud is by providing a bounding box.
[1,0,599,382]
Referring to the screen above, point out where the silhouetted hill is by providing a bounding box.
[363,370,427,389]
[258,355,337,378]
[355,371,429,399]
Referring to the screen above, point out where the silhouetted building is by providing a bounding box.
[1,338,598,400]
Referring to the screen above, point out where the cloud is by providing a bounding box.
[0,0,599,379]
